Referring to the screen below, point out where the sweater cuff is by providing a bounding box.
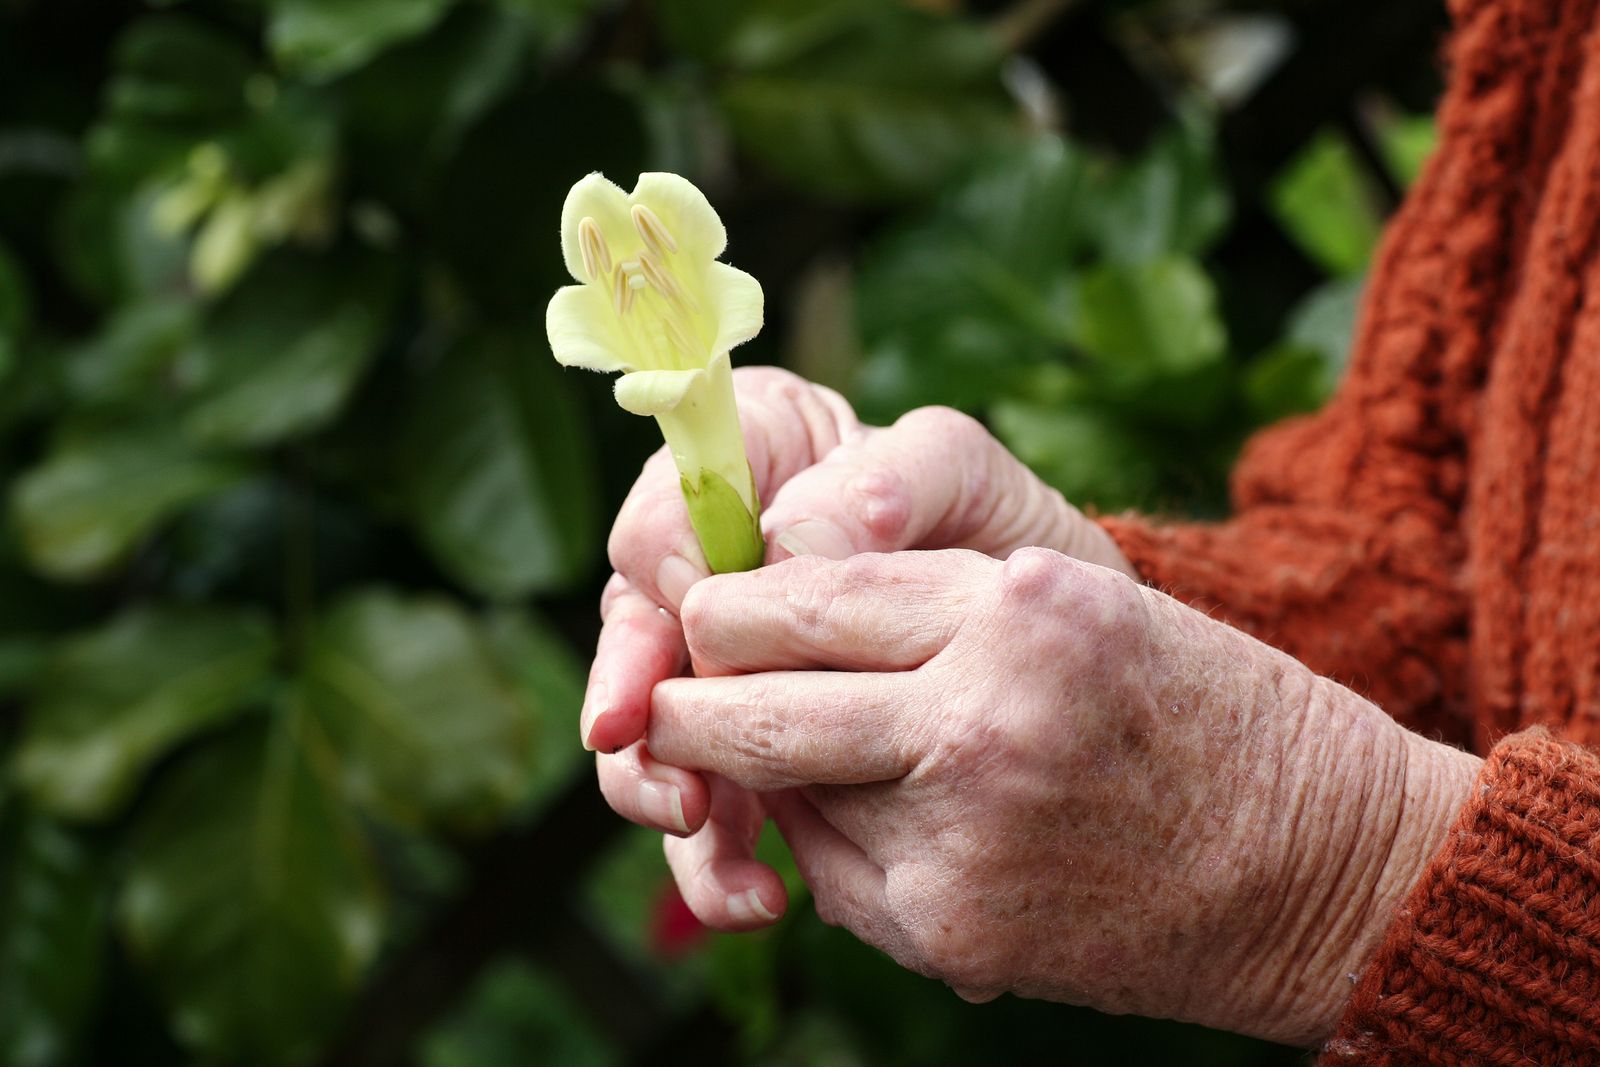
[1323,730,1600,1064]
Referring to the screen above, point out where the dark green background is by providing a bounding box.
[0,0,1442,1063]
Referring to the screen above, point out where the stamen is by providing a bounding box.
[632,204,678,257]
[578,217,612,280]
[628,274,647,290]
[639,253,683,303]
[664,317,697,358]
[612,265,634,315]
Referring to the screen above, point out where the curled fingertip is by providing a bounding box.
[638,778,691,835]
[656,552,703,609]
[726,887,781,925]
[579,682,610,751]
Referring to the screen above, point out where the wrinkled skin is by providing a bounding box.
[584,368,1479,1045]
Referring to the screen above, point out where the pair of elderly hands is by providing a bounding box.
[583,368,1480,1046]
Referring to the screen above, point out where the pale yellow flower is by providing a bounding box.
[545,172,765,572]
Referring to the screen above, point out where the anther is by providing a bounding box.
[632,204,678,256]
[578,217,612,280]
[639,253,682,302]
[612,265,634,315]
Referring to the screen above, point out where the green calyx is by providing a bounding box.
[680,465,763,574]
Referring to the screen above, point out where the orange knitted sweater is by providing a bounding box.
[1099,0,1600,1061]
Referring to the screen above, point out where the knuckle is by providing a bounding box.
[904,909,994,989]
[677,579,716,642]
[898,405,988,448]
[999,546,1078,608]
[890,868,992,988]
[598,573,631,621]
[811,892,844,928]
[997,548,1149,659]
[732,364,803,398]
[848,466,911,545]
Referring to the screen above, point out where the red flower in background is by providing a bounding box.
[649,879,708,959]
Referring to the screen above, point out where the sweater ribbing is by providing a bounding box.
[1097,1,1600,1060]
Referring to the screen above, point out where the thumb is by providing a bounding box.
[763,406,1126,568]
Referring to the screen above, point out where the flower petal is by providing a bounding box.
[559,173,633,284]
[547,285,632,372]
[614,367,705,417]
[632,172,726,262]
[707,263,764,353]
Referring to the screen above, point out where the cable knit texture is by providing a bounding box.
[1096,0,1600,1060]
[1327,732,1600,1064]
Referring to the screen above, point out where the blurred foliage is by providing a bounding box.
[0,0,1430,1063]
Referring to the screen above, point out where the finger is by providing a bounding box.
[649,671,918,789]
[608,369,861,612]
[663,774,787,931]
[763,406,1116,567]
[682,551,991,676]
[595,742,710,836]
[765,789,903,955]
[582,577,689,753]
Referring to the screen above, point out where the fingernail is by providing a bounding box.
[656,553,702,608]
[775,520,853,560]
[726,888,778,923]
[637,779,689,834]
[580,682,609,752]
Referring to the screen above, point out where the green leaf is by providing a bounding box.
[0,640,45,701]
[121,720,384,1066]
[1284,274,1364,371]
[1270,129,1384,278]
[1067,257,1226,376]
[482,609,588,815]
[718,10,1019,200]
[1376,110,1437,189]
[401,331,598,599]
[181,250,395,448]
[299,589,532,832]
[10,424,248,582]
[1244,276,1363,422]
[659,0,879,67]
[14,605,275,822]
[1092,115,1231,263]
[0,805,106,1067]
[991,401,1162,512]
[852,139,1095,418]
[87,16,255,182]
[63,295,197,409]
[423,961,621,1067]
[57,183,191,306]
[945,137,1097,279]
[267,0,456,82]
[338,6,534,201]
[0,243,30,385]
[1243,343,1335,422]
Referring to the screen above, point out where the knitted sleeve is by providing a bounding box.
[1323,730,1600,1064]
[1100,0,1595,740]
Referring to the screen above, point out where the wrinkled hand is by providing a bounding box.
[584,367,1133,928]
[650,548,1481,1044]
